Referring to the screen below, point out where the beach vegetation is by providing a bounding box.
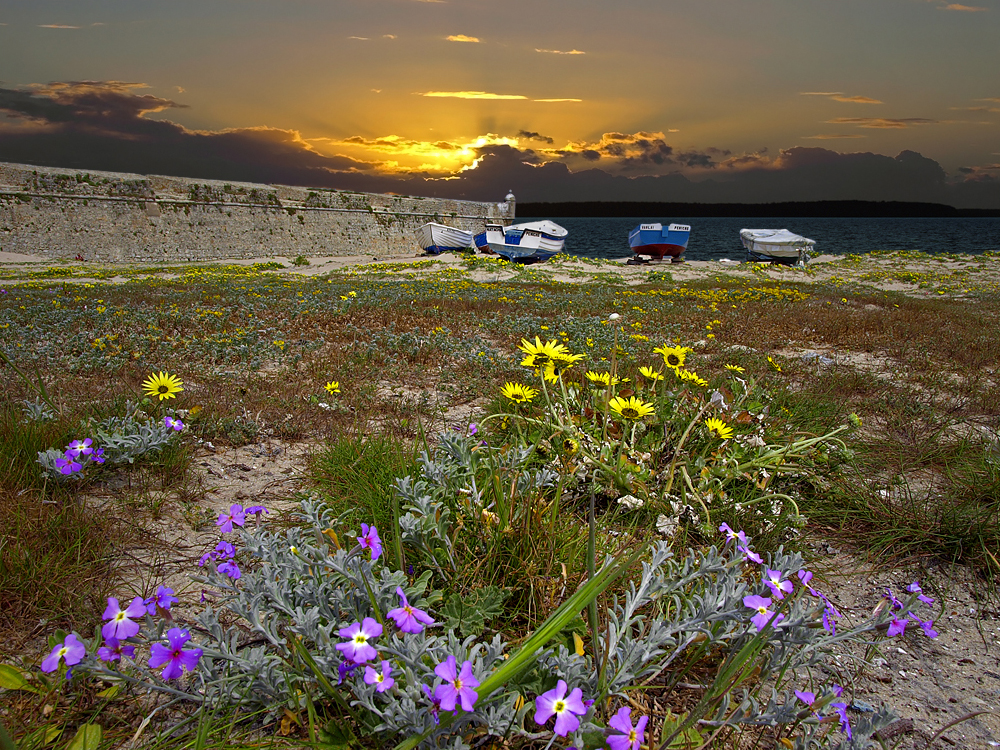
[0,251,997,747]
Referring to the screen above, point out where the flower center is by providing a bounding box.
[58,647,69,658]
[554,700,566,713]
[757,606,768,615]
[666,355,680,367]
[454,678,463,691]
[114,612,126,622]
[622,408,638,419]
[354,634,367,644]
[376,673,384,683]
[628,730,637,742]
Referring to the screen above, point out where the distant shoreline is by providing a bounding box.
[518,200,1000,219]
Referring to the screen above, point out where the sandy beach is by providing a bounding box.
[2,248,999,299]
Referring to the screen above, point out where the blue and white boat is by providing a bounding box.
[628,222,691,261]
[473,220,568,263]
[416,222,475,255]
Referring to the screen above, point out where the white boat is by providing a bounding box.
[740,229,816,265]
[416,222,474,255]
[473,220,567,262]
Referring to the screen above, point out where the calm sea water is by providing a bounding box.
[543,217,1000,262]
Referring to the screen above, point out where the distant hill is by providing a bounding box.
[517,200,1000,219]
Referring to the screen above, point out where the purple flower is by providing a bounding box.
[387,587,435,634]
[244,505,269,516]
[764,569,793,600]
[90,447,106,464]
[607,706,648,750]
[907,581,935,606]
[55,454,83,475]
[422,683,442,724]
[433,655,480,712]
[364,660,395,693]
[66,438,93,458]
[102,596,146,640]
[148,627,203,680]
[739,544,764,565]
[199,540,236,567]
[884,588,904,611]
[145,585,178,615]
[719,522,747,546]
[217,560,241,580]
[216,504,246,533]
[915,617,939,639]
[744,594,784,632]
[830,701,852,739]
[358,523,382,561]
[338,658,358,684]
[164,416,184,431]
[887,614,909,637]
[822,606,837,635]
[336,618,382,664]
[41,634,86,673]
[97,637,136,663]
[795,690,816,707]
[468,423,478,436]
[534,679,587,737]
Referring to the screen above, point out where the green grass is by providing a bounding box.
[308,432,419,551]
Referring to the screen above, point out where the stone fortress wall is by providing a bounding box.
[0,162,514,262]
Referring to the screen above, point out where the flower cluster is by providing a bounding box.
[53,437,106,475]
[42,583,201,682]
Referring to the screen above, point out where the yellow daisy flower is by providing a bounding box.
[142,371,184,401]
[639,365,664,382]
[500,382,538,404]
[724,364,745,374]
[324,381,341,395]
[608,396,655,421]
[768,356,783,372]
[518,336,567,362]
[705,417,734,440]
[562,437,580,456]
[586,370,611,386]
[654,345,688,370]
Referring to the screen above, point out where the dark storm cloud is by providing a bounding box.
[0,82,375,184]
[516,129,555,144]
[0,82,996,208]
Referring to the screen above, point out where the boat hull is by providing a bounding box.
[629,223,690,259]
[474,221,566,263]
[739,229,815,264]
[417,222,474,254]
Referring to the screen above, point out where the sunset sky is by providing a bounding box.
[1,0,998,206]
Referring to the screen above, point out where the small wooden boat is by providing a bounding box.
[629,223,691,261]
[740,229,815,265]
[473,220,568,263]
[416,222,474,255]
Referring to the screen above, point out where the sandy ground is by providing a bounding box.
[4,248,1000,745]
[3,248,1000,299]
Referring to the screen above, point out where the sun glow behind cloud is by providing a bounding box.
[309,133,521,173]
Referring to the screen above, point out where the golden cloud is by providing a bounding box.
[802,134,867,139]
[941,3,987,9]
[445,34,480,42]
[535,48,586,55]
[800,92,882,104]
[534,98,583,103]
[420,91,527,100]
[312,133,520,173]
[38,24,81,28]
[827,117,937,128]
